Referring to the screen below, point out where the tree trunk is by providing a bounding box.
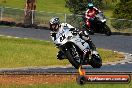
[24,0,36,25]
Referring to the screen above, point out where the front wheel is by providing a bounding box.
[66,51,80,69]
[65,44,83,69]
[103,24,112,36]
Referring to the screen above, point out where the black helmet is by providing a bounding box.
[49,17,60,31]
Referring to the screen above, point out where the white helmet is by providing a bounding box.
[49,17,60,25]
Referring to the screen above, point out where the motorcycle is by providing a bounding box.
[51,23,102,69]
[85,12,112,36]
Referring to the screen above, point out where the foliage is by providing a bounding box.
[111,0,132,29]
[102,0,120,9]
[65,0,103,14]
[111,19,132,29]
[113,0,132,19]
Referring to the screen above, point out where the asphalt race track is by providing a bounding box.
[0,27,132,73]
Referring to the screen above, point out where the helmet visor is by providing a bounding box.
[51,24,59,31]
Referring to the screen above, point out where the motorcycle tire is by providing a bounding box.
[90,54,102,68]
[66,49,80,69]
[103,24,112,36]
[66,44,82,69]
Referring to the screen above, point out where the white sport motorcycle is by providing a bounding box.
[51,23,102,69]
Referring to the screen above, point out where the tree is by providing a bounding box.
[65,0,102,14]
[120,0,131,3]
[92,0,103,8]
[2,0,6,3]
[111,0,132,29]
[113,0,132,19]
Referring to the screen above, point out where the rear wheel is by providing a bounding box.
[90,54,102,68]
[103,24,111,36]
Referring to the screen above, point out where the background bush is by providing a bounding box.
[65,0,103,14]
[111,0,132,29]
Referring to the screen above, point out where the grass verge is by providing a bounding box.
[0,0,69,13]
[111,28,132,33]
[0,36,124,68]
[0,81,131,88]
[0,74,131,88]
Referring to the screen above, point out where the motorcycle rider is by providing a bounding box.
[49,17,98,60]
[85,3,101,30]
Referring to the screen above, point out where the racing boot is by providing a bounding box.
[57,51,66,60]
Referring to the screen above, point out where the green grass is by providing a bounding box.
[0,82,131,88]
[0,0,69,13]
[0,0,114,15]
[0,36,69,68]
[0,36,123,68]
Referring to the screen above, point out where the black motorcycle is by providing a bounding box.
[85,12,112,36]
